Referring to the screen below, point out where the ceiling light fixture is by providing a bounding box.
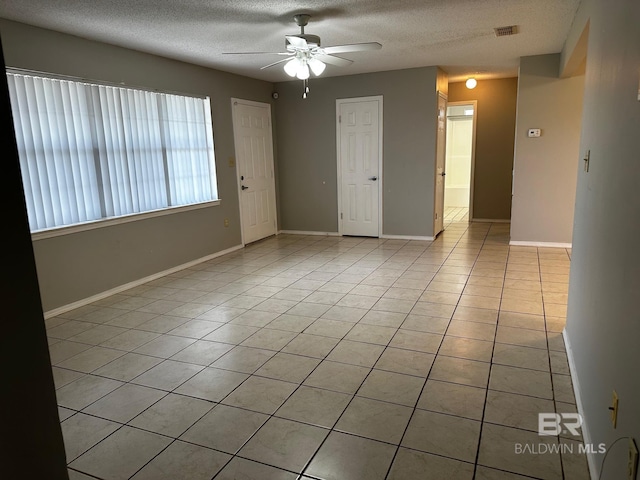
[466,77,478,89]
[224,14,382,99]
[283,57,316,80]
[308,57,326,76]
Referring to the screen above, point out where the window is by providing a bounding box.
[6,71,218,232]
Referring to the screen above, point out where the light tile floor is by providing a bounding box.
[47,221,590,480]
[444,206,469,225]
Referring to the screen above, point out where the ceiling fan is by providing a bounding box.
[224,14,382,98]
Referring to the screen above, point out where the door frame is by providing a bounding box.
[445,100,478,220]
[433,91,448,236]
[231,98,277,246]
[335,95,383,237]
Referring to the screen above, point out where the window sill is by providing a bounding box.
[31,200,222,241]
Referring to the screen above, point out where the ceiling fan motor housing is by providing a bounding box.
[286,34,321,49]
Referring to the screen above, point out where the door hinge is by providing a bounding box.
[340,212,343,219]
[339,115,341,123]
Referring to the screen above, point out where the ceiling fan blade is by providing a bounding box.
[223,52,291,55]
[322,42,382,54]
[285,35,309,49]
[260,57,294,70]
[315,54,353,67]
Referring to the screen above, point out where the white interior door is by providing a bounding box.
[434,92,447,236]
[337,97,382,237]
[232,99,277,244]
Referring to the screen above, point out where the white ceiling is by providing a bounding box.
[0,0,581,83]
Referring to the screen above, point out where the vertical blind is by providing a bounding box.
[6,71,218,231]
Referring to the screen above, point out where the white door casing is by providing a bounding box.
[231,99,277,245]
[434,92,447,236]
[336,96,383,237]
[446,100,478,219]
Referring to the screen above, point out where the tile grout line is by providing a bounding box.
[294,238,439,479]
[208,236,408,478]
[381,221,486,480]
[471,222,510,479]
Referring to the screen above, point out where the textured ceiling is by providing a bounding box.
[0,0,581,83]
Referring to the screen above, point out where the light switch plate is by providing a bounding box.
[528,128,541,138]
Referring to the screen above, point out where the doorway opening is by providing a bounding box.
[444,101,477,225]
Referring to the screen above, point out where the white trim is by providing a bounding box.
[509,240,572,248]
[43,244,243,319]
[231,98,278,247]
[446,100,478,220]
[278,230,340,236]
[563,329,597,480]
[31,200,221,241]
[433,91,448,236]
[336,96,384,238]
[381,234,435,241]
[472,218,511,223]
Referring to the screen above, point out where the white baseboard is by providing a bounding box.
[380,234,435,241]
[509,240,572,248]
[278,230,340,236]
[563,328,597,480]
[277,231,435,241]
[43,244,244,319]
[472,218,511,223]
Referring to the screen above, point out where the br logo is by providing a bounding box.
[538,413,583,436]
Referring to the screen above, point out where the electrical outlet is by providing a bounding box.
[224,218,229,227]
[611,390,619,428]
[630,438,639,480]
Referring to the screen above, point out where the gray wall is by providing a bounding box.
[274,67,439,237]
[564,0,640,477]
[448,78,518,221]
[0,19,275,311]
[510,54,584,244]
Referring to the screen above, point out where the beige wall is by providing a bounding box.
[448,78,517,220]
[0,19,275,311]
[510,54,584,244]
[436,67,449,97]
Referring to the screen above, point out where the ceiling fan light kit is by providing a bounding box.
[225,14,382,98]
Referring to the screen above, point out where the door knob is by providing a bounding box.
[440,172,446,176]
[369,176,378,181]
[241,185,249,190]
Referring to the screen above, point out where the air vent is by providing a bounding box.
[494,25,518,37]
